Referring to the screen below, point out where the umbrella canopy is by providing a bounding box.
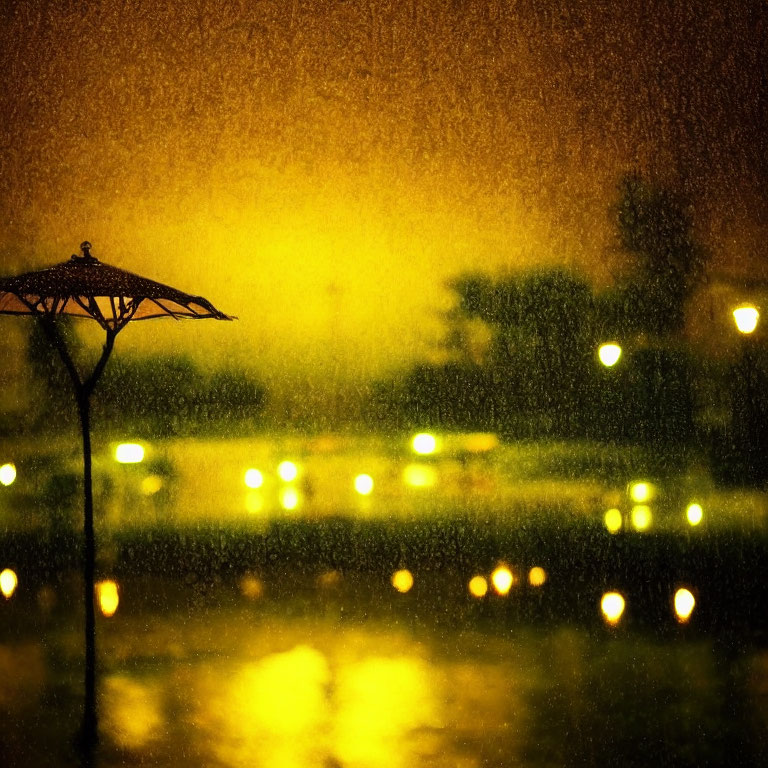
[0,241,233,330]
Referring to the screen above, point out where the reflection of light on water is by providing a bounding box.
[674,588,696,623]
[631,505,652,531]
[205,646,330,768]
[528,567,547,587]
[468,575,488,597]
[141,474,163,495]
[97,580,120,617]
[115,443,145,463]
[244,468,264,488]
[277,461,299,482]
[604,508,623,533]
[245,491,265,514]
[280,487,301,510]
[240,574,264,600]
[333,655,441,768]
[491,566,514,595]
[601,592,626,625]
[686,503,703,526]
[354,473,374,495]
[403,464,437,488]
[1,568,18,599]
[102,674,164,749]
[0,463,16,486]
[392,570,414,593]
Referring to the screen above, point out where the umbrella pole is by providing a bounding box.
[41,319,116,763]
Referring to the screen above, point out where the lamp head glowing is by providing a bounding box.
[733,305,759,334]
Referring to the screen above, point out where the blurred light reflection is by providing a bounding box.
[102,675,164,749]
[674,588,696,622]
[97,580,120,617]
[491,566,514,596]
[403,464,437,488]
[0,568,18,599]
[604,508,623,533]
[686,503,704,526]
[528,567,547,587]
[468,575,488,597]
[392,570,414,593]
[631,505,652,531]
[279,487,301,511]
[601,592,626,625]
[0,463,16,486]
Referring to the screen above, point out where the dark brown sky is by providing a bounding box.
[1,0,766,410]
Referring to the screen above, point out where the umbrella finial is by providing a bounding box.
[72,241,98,264]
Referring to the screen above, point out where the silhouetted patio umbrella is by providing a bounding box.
[0,241,232,762]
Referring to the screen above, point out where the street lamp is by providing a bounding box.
[733,305,759,335]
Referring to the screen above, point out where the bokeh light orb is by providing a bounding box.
[629,481,654,503]
[244,468,264,489]
[491,566,514,595]
[1,568,18,599]
[392,569,414,593]
[468,575,488,598]
[601,591,626,625]
[277,461,299,482]
[0,463,16,486]
[97,580,120,617]
[604,508,623,534]
[674,588,696,623]
[354,474,374,495]
[412,433,437,455]
[686,503,703,526]
[279,487,300,510]
[598,343,622,367]
[528,566,547,587]
[631,505,652,531]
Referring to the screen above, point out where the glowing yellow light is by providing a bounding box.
[140,475,163,495]
[0,568,18,599]
[598,343,622,367]
[491,566,514,595]
[0,463,16,486]
[686,503,704,526]
[674,588,696,623]
[604,508,623,533]
[403,463,437,487]
[97,580,120,617]
[354,474,374,495]
[277,461,299,482]
[468,575,488,597]
[245,491,265,514]
[240,574,264,600]
[463,433,499,452]
[629,481,654,503]
[391,569,414,593]
[733,305,759,334]
[411,433,437,455]
[601,591,625,625]
[280,487,300,510]
[528,566,547,587]
[115,443,144,464]
[244,468,264,489]
[631,505,652,531]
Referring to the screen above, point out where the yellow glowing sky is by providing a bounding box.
[1,0,766,413]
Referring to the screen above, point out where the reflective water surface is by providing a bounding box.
[2,573,767,768]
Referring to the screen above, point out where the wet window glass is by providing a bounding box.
[1,1,767,766]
